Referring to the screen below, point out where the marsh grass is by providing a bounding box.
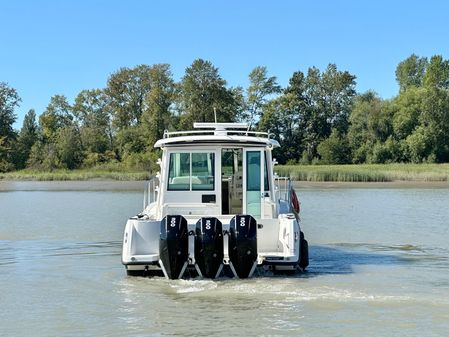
[1,163,449,182]
[275,163,449,182]
[0,168,149,181]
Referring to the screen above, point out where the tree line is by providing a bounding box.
[1,54,449,173]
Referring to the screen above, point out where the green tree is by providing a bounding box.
[0,82,20,138]
[34,95,85,169]
[259,94,303,164]
[317,129,351,164]
[39,95,73,142]
[392,54,449,162]
[392,87,424,140]
[15,109,39,169]
[0,82,21,171]
[405,125,433,163]
[395,54,428,92]
[177,59,241,129]
[242,66,281,128]
[27,142,60,170]
[301,64,356,159]
[55,126,84,169]
[367,136,404,164]
[0,136,15,171]
[347,91,394,163]
[319,64,357,134]
[259,71,308,163]
[423,55,449,88]
[115,125,147,159]
[418,87,449,162]
[106,65,153,130]
[140,64,175,147]
[348,91,379,151]
[301,64,355,158]
[73,89,112,155]
[258,65,356,163]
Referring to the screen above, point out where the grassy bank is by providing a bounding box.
[275,163,449,182]
[1,163,449,182]
[0,168,149,181]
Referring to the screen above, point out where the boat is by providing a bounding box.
[121,122,308,279]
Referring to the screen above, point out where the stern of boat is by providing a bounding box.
[122,218,161,275]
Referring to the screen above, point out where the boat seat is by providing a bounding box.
[171,176,202,184]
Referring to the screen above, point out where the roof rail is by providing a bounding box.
[193,122,248,130]
[162,122,274,139]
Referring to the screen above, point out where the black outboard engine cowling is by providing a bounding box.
[229,214,258,278]
[299,231,309,270]
[159,215,189,279]
[194,217,224,278]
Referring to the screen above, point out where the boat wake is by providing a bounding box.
[170,279,218,293]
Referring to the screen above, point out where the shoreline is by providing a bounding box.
[1,179,448,191]
[292,180,449,189]
[0,180,147,191]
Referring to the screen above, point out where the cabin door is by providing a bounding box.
[243,148,264,218]
[221,148,243,215]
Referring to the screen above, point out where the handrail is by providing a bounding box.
[274,175,291,203]
[143,175,160,209]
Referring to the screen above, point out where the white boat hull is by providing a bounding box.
[122,213,307,278]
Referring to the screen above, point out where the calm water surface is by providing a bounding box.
[1,181,448,337]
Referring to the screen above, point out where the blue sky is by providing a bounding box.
[1,0,449,128]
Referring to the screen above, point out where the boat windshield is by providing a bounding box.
[168,152,215,191]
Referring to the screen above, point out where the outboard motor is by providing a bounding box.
[229,214,258,278]
[159,215,189,279]
[299,231,309,270]
[194,217,224,278]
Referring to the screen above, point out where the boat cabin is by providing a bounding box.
[153,122,281,221]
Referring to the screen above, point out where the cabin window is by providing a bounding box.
[246,151,269,191]
[246,151,261,191]
[168,153,190,190]
[192,153,215,190]
[168,152,215,191]
[264,154,269,192]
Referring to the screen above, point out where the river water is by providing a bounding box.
[1,181,448,337]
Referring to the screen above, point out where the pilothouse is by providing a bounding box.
[122,122,308,279]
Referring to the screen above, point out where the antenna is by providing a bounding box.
[213,107,217,123]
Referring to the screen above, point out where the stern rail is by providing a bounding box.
[144,175,160,209]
